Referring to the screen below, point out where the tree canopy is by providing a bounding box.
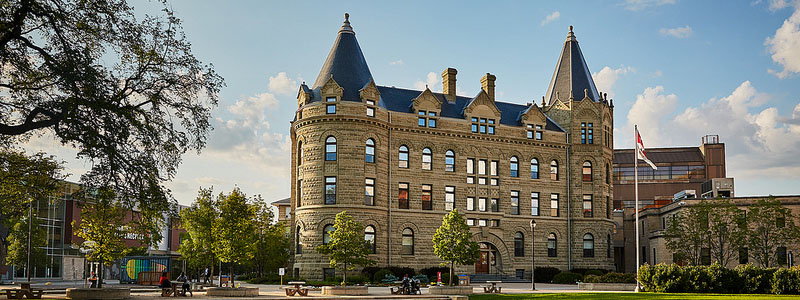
[212,188,256,286]
[251,195,290,277]
[0,149,64,226]
[745,197,800,267]
[73,188,128,288]
[316,211,374,285]
[432,209,479,286]
[5,215,47,275]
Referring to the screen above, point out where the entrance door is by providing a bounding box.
[475,251,489,273]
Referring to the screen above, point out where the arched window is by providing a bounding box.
[530,158,539,179]
[583,233,594,257]
[295,225,302,254]
[514,232,525,257]
[398,145,409,168]
[323,224,335,245]
[550,160,559,181]
[510,156,519,177]
[365,226,376,254]
[547,233,557,257]
[583,161,592,182]
[606,164,610,184]
[325,136,337,161]
[607,234,612,259]
[297,141,303,165]
[402,228,414,255]
[445,150,455,172]
[365,139,375,163]
[422,148,432,170]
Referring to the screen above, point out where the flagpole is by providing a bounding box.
[634,125,640,292]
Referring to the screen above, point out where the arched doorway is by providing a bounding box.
[475,242,499,274]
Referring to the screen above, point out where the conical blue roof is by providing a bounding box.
[312,13,374,102]
[545,26,601,105]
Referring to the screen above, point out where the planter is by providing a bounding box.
[321,286,368,295]
[578,282,637,291]
[428,285,473,295]
[66,288,130,300]
[205,287,259,297]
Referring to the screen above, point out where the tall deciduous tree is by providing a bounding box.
[73,188,128,288]
[664,201,710,266]
[179,187,218,285]
[5,216,46,274]
[0,149,63,226]
[707,198,746,267]
[746,197,800,267]
[316,211,374,285]
[251,196,290,277]
[432,209,479,286]
[212,188,256,287]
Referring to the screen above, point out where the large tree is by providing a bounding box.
[745,197,800,267]
[212,188,256,287]
[707,198,746,267]
[5,215,47,278]
[0,0,224,227]
[432,209,479,286]
[664,201,710,266]
[0,149,63,226]
[73,188,128,288]
[316,211,374,285]
[251,195,290,277]
[178,187,218,285]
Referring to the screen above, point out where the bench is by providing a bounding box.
[3,288,44,299]
[283,287,308,296]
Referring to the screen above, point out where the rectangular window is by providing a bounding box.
[527,130,533,139]
[581,122,586,144]
[471,124,478,133]
[531,192,539,216]
[467,197,475,211]
[511,191,519,215]
[326,97,337,102]
[467,219,475,226]
[490,160,498,176]
[490,178,498,186]
[366,106,375,117]
[479,160,487,175]
[478,219,487,227]
[536,125,543,140]
[491,198,499,212]
[550,193,559,217]
[478,177,486,185]
[399,183,409,209]
[325,177,336,205]
[778,247,788,266]
[428,118,437,128]
[739,247,749,265]
[297,179,303,208]
[479,197,487,212]
[365,178,375,206]
[445,186,455,211]
[327,104,336,114]
[701,248,711,265]
[480,124,487,133]
[588,123,594,144]
[583,194,593,218]
[467,176,475,184]
[418,117,426,127]
[487,126,494,134]
[422,184,432,210]
[467,158,475,174]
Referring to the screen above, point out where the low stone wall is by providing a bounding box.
[205,287,259,297]
[321,286,368,295]
[66,288,130,300]
[578,282,637,291]
[428,286,473,295]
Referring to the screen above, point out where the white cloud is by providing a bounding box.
[592,66,635,99]
[768,0,792,11]
[765,3,800,78]
[389,60,404,66]
[618,85,678,147]
[227,92,279,128]
[659,25,693,38]
[623,0,677,11]
[267,72,298,95]
[414,72,441,92]
[541,11,561,26]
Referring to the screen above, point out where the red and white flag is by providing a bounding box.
[635,128,657,170]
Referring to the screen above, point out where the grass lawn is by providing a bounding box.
[468,293,799,299]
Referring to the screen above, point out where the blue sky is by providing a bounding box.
[26,0,800,204]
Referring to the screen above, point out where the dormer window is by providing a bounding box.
[417,110,438,128]
[581,122,594,144]
[526,124,544,140]
[326,97,337,114]
[471,117,495,134]
[366,99,375,117]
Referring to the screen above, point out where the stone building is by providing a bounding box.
[289,14,616,280]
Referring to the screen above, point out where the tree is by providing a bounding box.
[0,149,63,226]
[706,198,746,267]
[212,188,256,287]
[745,197,800,267]
[664,201,711,266]
[179,187,218,285]
[73,188,128,288]
[0,0,224,229]
[5,216,46,275]
[432,209,479,286]
[251,195,290,277]
[316,211,375,285]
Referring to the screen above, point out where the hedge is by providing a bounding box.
[583,272,637,284]
[639,263,800,295]
[534,267,561,283]
[552,272,583,284]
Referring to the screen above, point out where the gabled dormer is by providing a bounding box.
[297,83,313,107]
[463,89,501,134]
[413,87,442,128]
[320,76,343,114]
[359,80,380,103]
[520,104,547,140]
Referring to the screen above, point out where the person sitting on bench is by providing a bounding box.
[158,272,171,295]
[177,272,192,297]
[89,272,98,288]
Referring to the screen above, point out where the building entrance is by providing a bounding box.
[475,243,497,274]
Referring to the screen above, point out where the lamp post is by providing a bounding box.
[530,219,536,291]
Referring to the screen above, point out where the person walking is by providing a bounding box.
[203,267,210,284]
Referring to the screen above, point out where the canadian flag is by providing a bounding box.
[636,127,657,170]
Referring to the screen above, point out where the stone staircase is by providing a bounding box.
[469,273,529,283]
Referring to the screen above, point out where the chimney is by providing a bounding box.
[481,73,496,101]
[442,68,457,102]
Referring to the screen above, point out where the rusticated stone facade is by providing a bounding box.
[289,14,615,280]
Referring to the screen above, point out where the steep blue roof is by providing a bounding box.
[545,26,601,105]
[312,14,374,102]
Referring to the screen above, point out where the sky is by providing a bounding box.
[23,0,800,205]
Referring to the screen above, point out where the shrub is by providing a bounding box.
[373,269,394,283]
[637,264,655,292]
[638,263,800,294]
[584,272,637,284]
[419,267,450,284]
[345,274,369,285]
[413,274,429,285]
[552,272,583,284]
[772,266,800,295]
[387,267,415,278]
[583,274,601,283]
[736,264,775,294]
[649,263,683,293]
[585,270,604,277]
[534,267,561,283]
[706,263,739,293]
[361,266,381,280]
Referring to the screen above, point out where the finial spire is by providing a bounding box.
[567,25,576,42]
[339,12,354,34]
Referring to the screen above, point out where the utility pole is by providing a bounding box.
[26,198,33,282]
[530,219,536,291]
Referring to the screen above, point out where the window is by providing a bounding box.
[701,248,711,265]
[327,105,336,114]
[583,161,592,182]
[467,197,475,211]
[606,196,611,219]
[365,178,375,206]
[398,183,409,209]
[365,139,375,163]
[478,219,487,227]
[536,125,543,140]
[550,160,559,180]
[471,118,478,133]
[583,233,594,257]
[402,228,414,255]
[325,136,337,161]
[422,184,432,210]
[490,178,498,186]
[428,112,437,128]
[323,224,334,244]
[467,219,475,226]
[530,158,539,179]
[445,150,455,172]
[325,177,336,204]
[398,146,409,168]
[417,111,437,128]
[583,194,593,217]
[777,217,786,228]
[471,117,495,134]
[607,234,612,258]
[550,194,559,217]
[297,179,303,208]
[445,186,455,211]
[491,198,499,212]
[296,225,302,254]
[467,158,475,174]
[531,192,539,216]
[547,233,557,257]
[490,160,498,176]
[514,232,525,257]
[778,247,788,266]
[526,125,534,139]
[588,123,594,144]
[605,164,610,184]
[297,141,303,165]
[467,176,475,184]
[479,159,487,175]
[479,197,487,212]
[478,177,487,185]
[366,99,375,117]
[739,247,749,264]
[422,148,432,170]
[511,191,519,215]
[510,156,519,177]
[365,226,376,254]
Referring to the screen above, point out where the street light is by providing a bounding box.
[530,219,536,291]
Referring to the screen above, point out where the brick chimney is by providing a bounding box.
[442,68,457,102]
[481,73,496,101]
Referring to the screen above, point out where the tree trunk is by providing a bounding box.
[98,259,104,288]
[210,257,215,286]
[230,264,234,287]
[449,261,454,286]
[342,262,347,286]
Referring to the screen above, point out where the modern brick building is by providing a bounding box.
[289,14,616,280]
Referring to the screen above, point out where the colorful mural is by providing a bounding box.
[119,256,170,284]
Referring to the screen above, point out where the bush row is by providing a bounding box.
[639,264,800,294]
[583,272,637,284]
